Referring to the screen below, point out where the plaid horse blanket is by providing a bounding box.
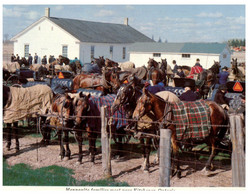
[87,94,128,131]
[170,100,211,140]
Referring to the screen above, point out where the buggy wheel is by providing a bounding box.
[7,75,19,85]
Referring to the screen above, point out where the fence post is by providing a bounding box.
[101,106,112,178]
[159,128,172,187]
[230,114,245,187]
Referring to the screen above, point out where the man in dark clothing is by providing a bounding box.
[217,66,229,85]
[172,60,178,74]
[41,55,47,65]
[214,84,231,110]
[179,80,199,101]
[28,54,33,65]
[34,53,38,64]
[16,54,20,61]
[11,54,16,62]
[176,66,185,78]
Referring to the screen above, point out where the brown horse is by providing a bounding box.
[3,85,53,152]
[94,56,105,69]
[147,58,166,85]
[46,94,79,161]
[105,58,119,68]
[228,58,245,81]
[133,88,228,177]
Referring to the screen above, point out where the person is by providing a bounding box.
[49,55,56,63]
[217,66,229,85]
[41,55,47,65]
[179,80,199,101]
[28,54,33,65]
[16,54,20,61]
[214,84,231,110]
[186,58,203,79]
[11,54,16,62]
[145,81,165,95]
[176,66,185,78]
[172,60,178,73]
[34,53,38,64]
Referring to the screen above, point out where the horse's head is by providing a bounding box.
[133,88,153,120]
[73,92,91,127]
[147,58,158,70]
[111,83,134,114]
[231,58,239,75]
[210,61,221,74]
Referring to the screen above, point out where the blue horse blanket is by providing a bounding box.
[87,94,128,131]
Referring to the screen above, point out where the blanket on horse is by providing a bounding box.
[88,94,128,130]
[3,85,53,123]
[170,100,211,140]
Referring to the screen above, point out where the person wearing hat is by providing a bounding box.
[186,58,203,79]
[217,66,229,85]
[179,80,199,101]
[41,55,47,65]
[214,84,231,110]
[176,66,185,78]
[172,60,178,74]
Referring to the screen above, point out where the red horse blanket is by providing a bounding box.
[170,100,211,140]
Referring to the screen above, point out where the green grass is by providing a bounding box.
[3,159,129,186]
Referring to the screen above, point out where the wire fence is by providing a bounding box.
[2,109,243,187]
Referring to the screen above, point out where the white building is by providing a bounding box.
[10,8,153,64]
[129,42,231,69]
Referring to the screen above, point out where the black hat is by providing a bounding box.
[196,58,200,61]
[222,66,228,70]
[184,80,194,88]
[219,84,227,90]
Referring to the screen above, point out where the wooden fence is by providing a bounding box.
[100,107,245,187]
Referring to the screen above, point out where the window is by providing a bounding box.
[153,53,161,57]
[91,46,95,60]
[24,44,29,58]
[182,54,190,58]
[62,45,68,57]
[122,47,126,59]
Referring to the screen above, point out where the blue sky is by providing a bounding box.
[2,4,246,43]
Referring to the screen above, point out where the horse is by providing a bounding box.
[111,83,180,171]
[17,57,29,67]
[159,58,173,85]
[73,93,128,162]
[147,58,166,85]
[46,94,78,161]
[59,55,70,65]
[94,56,105,70]
[228,58,245,81]
[133,88,228,177]
[198,61,221,99]
[3,84,53,152]
[105,58,119,69]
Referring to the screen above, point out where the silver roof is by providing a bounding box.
[49,17,154,43]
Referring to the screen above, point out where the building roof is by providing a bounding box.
[129,42,228,54]
[48,17,154,43]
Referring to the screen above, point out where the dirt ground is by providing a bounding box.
[3,136,232,187]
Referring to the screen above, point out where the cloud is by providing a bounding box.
[197,12,223,18]
[3,6,40,20]
[95,10,114,17]
[54,5,64,11]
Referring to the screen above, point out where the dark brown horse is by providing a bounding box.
[94,56,105,70]
[46,94,77,161]
[105,58,119,68]
[147,58,166,85]
[133,88,228,177]
[59,55,70,65]
[198,61,221,99]
[17,57,29,67]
